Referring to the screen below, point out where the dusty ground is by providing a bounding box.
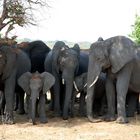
[0,112,140,140]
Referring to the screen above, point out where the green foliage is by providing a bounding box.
[129,14,140,45]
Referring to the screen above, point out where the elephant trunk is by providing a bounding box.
[62,70,74,120]
[31,92,38,125]
[86,56,101,122]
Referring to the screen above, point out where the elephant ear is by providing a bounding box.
[41,72,55,94]
[109,36,135,73]
[18,72,32,95]
[1,46,17,80]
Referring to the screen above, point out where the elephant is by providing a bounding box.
[45,41,89,120]
[18,71,55,125]
[0,46,31,124]
[44,41,69,113]
[16,40,51,113]
[17,40,51,73]
[72,72,106,117]
[86,35,140,123]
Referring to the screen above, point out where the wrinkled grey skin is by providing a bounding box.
[72,72,106,117]
[86,36,140,123]
[0,46,31,124]
[18,71,55,125]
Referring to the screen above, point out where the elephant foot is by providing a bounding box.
[40,117,48,123]
[2,112,14,124]
[80,112,86,117]
[16,109,25,115]
[87,115,102,123]
[29,119,37,125]
[126,111,135,117]
[116,116,128,124]
[103,114,116,122]
[63,116,69,120]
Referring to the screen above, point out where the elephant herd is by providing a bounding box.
[0,35,139,125]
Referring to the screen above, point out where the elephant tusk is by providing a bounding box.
[62,79,65,85]
[89,76,99,88]
[73,81,79,92]
[84,83,87,87]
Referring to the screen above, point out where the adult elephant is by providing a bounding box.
[18,71,55,125]
[17,40,51,72]
[45,41,89,120]
[0,46,31,124]
[86,35,140,123]
[45,41,69,114]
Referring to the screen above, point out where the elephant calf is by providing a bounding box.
[72,72,106,117]
[18,71,55,125]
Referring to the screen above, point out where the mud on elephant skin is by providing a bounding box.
[18,71,55,125]
[86,35,140,123]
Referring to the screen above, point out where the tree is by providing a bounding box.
[0,0,49,39]
[129,14,140,45]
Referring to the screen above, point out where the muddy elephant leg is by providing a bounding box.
[105,74,116,121]
[39,94,48,123]
[79,91,86,117]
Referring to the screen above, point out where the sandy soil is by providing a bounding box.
[0,112,140,140]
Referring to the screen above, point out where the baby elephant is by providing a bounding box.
[18,71,55,125]
[72,72,106,117]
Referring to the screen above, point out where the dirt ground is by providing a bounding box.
[0,111,140,140]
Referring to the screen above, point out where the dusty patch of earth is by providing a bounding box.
[0,112,140,140]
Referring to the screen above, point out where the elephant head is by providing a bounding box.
[52,41,69,73]
[0,46,17,80]
[18,71,55,124]
[86,36,136,122]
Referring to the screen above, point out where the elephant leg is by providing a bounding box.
[14,93,18,111]
[136,94,140,114]
[116,63,132,123]
[99,96,107,116]
[48,88,54,111]
[39,94,48,123]
[105,74,116,121]
[4,74,16,124]
[79,92,86,117]
[17,89,25,114]
[53,73,61,116]
[126,92,138,117]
